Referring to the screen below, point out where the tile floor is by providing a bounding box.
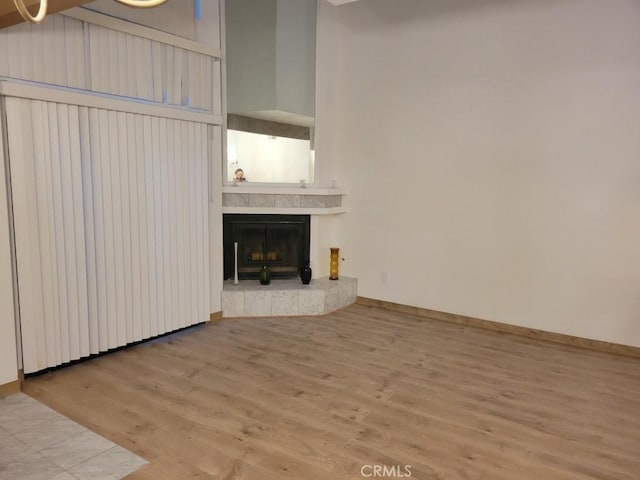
[0,393,146,480]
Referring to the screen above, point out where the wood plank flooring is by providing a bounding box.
[23,304,640,480]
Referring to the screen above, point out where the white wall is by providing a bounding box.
[275,0,316,118]
[316,0,640,346]
[0,126,18,385]
[226,0,315,119]
[225,0,277,114]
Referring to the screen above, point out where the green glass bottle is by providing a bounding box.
[259,265,271,285]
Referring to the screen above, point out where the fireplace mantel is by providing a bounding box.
[222,186,346,215]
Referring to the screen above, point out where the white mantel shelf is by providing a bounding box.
[221,186,346,215]
[222,206,346,215]
[222,186,346,196]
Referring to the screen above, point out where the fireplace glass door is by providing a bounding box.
[223,215,310,280]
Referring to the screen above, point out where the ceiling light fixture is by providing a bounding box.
[11,0,169,24]
[113,0,169,8]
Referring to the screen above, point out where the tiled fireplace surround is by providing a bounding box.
[221,186,357,317]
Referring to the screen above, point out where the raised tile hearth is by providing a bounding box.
[222,277,357,317]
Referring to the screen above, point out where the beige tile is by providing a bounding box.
[300,195,326,208]
[0,393,41,417]
[38,429,115,470]
[299,289,325,315]
[0,434,36,466]
[221,289,244,317]
[14,415,89,451]
[222,193,250,207]
[0,394,143,480]
[273,194,301,208]
[69,445,147,480]
[248,194,275,208]
[0,401,63,435]
[49,472,80,480]
[0,452,64,480]
[272,290,299,316]
[324,195,343,208]
[244,290,271,316]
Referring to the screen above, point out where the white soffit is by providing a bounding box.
[325,0,360,5]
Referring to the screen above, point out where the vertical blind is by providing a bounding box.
[0,14,219,112]
[5,97,210,374]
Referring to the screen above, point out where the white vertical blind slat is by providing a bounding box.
[151,42,163,103]
[6,23,23,79]
[107,110,126,346]
[79,106,100,355]
[27,19,43,82]
[52,15,67,85]
[212,59,221,116]
[132,37,146,100]
[88,25,102,93]
[107,29,120,95]
[193,123,203,322]
[21,23,34,80]
[55,103,80,363]
[7,99,44,373]
[149,117,164,335]
[88,108,109,353]
[204,125,213,319]
[175,120,186,329]
[178,122,188,329]
[170,120,180,331]
[97,109,117,349]
[39,101,61,368]
[208,56,215,112]
[187,122,198,325]
[64,17,86,89]
[141,115,154,339]
[30,101,57,369]
[160,118,178,333]
[181,121,192,328]
[127,113,142,343]
[165,45,174,104]
[172,46,183,106]
[118,112,134,344]
[45,103,68,364]
[125,34,137,99]
[187,51,198,109]
[68,105,90,358]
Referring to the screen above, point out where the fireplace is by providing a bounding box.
[223,214,311,280]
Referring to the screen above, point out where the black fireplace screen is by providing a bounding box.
[223,214,311,280]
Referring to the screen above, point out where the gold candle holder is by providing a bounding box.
[329,247,340,280]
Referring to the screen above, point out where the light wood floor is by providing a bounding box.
[23,304,640,480]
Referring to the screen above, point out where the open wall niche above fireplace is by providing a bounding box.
[223,214,311,280]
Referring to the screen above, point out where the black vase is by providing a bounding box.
[300,262,312,285]
[259,265,271,285]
